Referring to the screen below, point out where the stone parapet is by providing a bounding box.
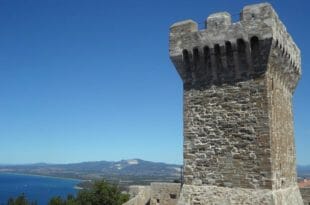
[300,187,310,205]
[150,183,181,205]
[169,3,300,92]
[123,186,151,205]
[169,2,303,205]
[177,185,303,205]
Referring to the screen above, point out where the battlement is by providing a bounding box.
[170,3,303,204]
[169,3,301,92]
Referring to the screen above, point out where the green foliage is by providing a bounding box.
[48,196,65,205]
[73,180,129,205]
[48,195,77,205]
[8,180,129,205]
[6,193,37,205]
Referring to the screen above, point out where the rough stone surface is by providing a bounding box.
[150,183,181,205]
[128,186,149,198]
[177,185,303,205]
[124,183,181,205]
[183,78,271,188]
[300,188,310,205]
[169,3,302,204]
[123,186,151,205]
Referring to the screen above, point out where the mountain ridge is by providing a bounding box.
[0,159,182,183]
[1,159,308,182]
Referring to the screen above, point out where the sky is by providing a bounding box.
[0,0,309,165]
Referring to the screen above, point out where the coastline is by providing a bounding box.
[0,172,84,182]
[0,172,82,205]
[74,185,84,190]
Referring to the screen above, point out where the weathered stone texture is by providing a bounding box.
[169,2,302,204]
[124,183,181,205]
[128,186,149,198]
[150,183,181,205]
[183,77,271,189]
[300,187,310,205]
[123,186,151,205]
[267,36,299,189]
[267,73,297,189]
[177,185,303,205]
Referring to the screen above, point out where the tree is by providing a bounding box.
[74,180,129,205]
[6,194,37,205]
[48,196,65,205]
[48,180,129,205]
[8,180,129,205]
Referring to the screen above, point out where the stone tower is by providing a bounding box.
[169,3,303,205]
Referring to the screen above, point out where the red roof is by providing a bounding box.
[298,179,310,188]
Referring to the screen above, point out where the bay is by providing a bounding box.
[0,173,81,205]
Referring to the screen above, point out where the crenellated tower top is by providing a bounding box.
[170,3,304,204]
[169,3,301,92]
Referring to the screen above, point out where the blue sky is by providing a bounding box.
[0,0,309,165]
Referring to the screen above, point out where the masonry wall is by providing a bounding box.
[169,2,303,204]
[300,188,310,205]
[150,183,181,205]
[123,186,151,205]
[178,184,302,205]
[183,76,272,189]
[266,38,299,189]
[123,183,181,205]
[268,73,297,189]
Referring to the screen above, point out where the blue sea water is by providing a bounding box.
[0,173,81,205]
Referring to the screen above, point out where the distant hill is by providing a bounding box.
[1,159,309,185]
[0,159,182,185]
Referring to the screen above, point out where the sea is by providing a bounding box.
[0,173,81,205]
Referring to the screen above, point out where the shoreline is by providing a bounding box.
[74,185,84,190]
[0,171,85,182]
